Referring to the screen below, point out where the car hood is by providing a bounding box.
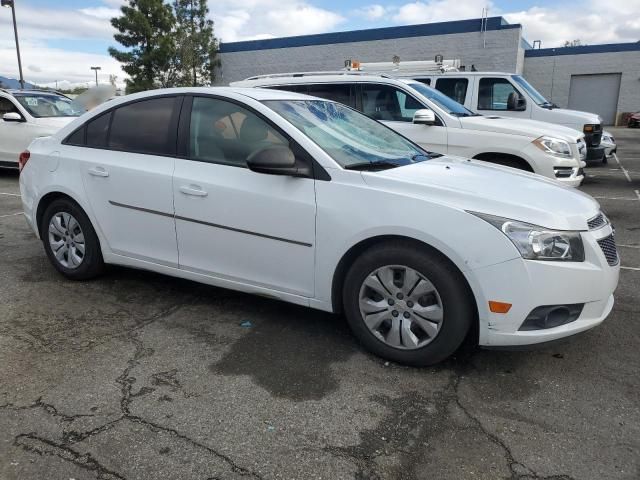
[32,117,77,129]
[460,115,584,142]
[362,156,599,231]
[543,107,601,127]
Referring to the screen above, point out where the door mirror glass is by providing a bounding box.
[413,109,436,125]
[507,92,527,111]
[3,112,23,122]
[247,145,310,177]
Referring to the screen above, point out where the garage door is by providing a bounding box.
[568,73,621,125]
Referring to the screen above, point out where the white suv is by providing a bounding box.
[0,89,85,168]
[232,74,587,186]
[20,87,618,366]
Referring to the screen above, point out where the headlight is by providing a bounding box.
[533,136,572,158]
[470,212,585,262]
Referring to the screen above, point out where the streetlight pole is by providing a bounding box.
[90,66,101,87]
[1,0,25,89]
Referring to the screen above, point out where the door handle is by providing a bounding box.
[179,185,208,197]
[88,166,109,177]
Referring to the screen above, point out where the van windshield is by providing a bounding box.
[265,99,432,170]
[511,75,552,107]
[408,82,479,117]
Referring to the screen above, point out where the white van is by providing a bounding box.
[233,73,587,186]
[409,72,606,162]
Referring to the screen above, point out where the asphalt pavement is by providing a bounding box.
[0,127,638,480]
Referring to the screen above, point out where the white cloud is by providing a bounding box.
[355,5,388,21]
[504,0,640,47]
[392,0,492,25]
[209,0,345,42]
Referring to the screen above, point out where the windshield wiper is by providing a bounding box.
[344,160,401,171]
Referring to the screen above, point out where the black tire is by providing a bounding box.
[342,241,475,366]
[41,198,105,280]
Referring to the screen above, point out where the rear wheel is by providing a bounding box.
[41,199,104,280]
[343,242,475,366]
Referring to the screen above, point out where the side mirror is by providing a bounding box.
[507,92,526,111]
[413,109,436,125]
[247,145,311,178]
[3,112,24,122]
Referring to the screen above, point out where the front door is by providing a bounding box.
[173,96,316,296]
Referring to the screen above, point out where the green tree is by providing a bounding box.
[173,0,219,86]
[108,0,177,93]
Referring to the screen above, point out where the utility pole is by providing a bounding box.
[90,66,101,87]
[1,0,25,89]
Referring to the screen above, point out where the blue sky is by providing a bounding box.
[1,0,639,85]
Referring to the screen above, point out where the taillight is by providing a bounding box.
[18,150,30,172]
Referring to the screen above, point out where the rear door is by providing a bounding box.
[360,83,448,154]
[70,95,182,266]
[172,95,317,296]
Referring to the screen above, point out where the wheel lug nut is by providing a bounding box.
[403,311,411,319]
[388,299,395,306]
[391,310,399,317]
[396,293,404,300]
[407,301,414,308]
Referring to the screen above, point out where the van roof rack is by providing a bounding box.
[244,71,394,81]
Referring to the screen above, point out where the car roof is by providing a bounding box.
[1,89,66,95]
[232,73,411,87]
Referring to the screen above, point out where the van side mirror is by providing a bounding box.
[507,92,526,111]
[247,145,311,178]
[2,112,24,122]
[413,109,436,125]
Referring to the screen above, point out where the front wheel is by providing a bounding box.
[343,242,475,366]
[41,198,105,280]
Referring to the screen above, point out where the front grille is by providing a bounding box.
[597,234,619,266]
[587,213,606,230]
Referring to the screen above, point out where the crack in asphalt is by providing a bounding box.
[8,297,264,480]
[14,433,126,480]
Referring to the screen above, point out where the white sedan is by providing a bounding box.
[19,87,619,365]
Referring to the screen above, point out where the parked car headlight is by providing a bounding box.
[533,136,573,158]
[470,212,585,261]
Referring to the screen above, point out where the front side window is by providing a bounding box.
[408,82,478,117]
[109,97,176,155]
[14,93,85,118]
[361,84,420,122]
[189,96,288,167]
[478,78,520,110]
[0,98,19,115]
[265,99,430,169]
[435,78,468,105]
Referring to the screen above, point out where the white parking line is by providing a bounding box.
[612,153,632,182]
[0,212,23,218]
[618,244,640,249]
[592,196,639,201]
[635,190,640,201]
[621,266,640,271]
[0,192,20,197]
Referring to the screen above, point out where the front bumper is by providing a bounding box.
[586,145,606,163]
[466,224,619,347]
[553,166,584,187]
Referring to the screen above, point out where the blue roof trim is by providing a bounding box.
[525,42,640,57]
[220,16,520,53]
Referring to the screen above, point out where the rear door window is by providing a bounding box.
[86,112,111,147]
[109,97,177,155]
[435,78,469,105]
